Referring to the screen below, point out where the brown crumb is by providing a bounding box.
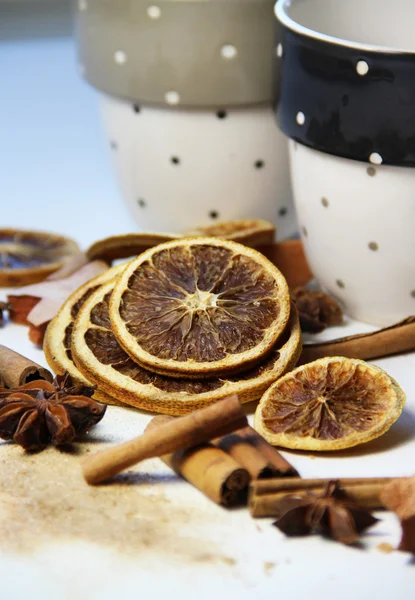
[194,553,236,567]
[377,543,394,554]
[292,287,343,333]
[264,561,276,574]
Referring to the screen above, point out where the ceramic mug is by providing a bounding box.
[76,0,297,237]
[275,0,415,325]
[100,94,297,235]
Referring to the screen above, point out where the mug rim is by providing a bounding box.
[275,0,415,55]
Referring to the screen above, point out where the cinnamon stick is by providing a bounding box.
[0,344,53,388]
[83,395,247,485]
[214,425,299,479]
[257,240,313,288]
[249,477,395,517]
[301,316,415,363]
[146,416,250,507]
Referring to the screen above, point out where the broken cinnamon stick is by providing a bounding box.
[214,425,299,479]
[0,344,53,388]
[249,477,395,517]
[146,416,250,507]
[83,395,247,485]
[301,316,415,363]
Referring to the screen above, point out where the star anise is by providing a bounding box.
[0,373,106,451]
[273,482,379,545]
[292,287,343,333]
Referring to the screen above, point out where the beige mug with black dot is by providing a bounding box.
[75,0,298,237]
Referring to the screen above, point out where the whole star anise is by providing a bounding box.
[292,287,343,333]
[273,482,378,545]
[0,373,106,451]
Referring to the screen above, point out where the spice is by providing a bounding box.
[146,415,250,507]
[214,425,298,479]
[7,260,108,346]
[83,394,247,485]
[0,373,106,451]
[249,477,392,518]
[292,287,342,333]
[272,481,379,545]
[381,476,415,555]
[301,316,415,363]
[0,344,53,388]
[257,240,312,288]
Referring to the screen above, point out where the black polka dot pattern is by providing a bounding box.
[209,210,219,220]
[137,198,146,208]
[133,104,141,113]
[278,207,288,217]
[171,156,180,165]
[255,160,265,169]
[216,110,227,119]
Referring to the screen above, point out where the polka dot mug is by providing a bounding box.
[275,0,415,325]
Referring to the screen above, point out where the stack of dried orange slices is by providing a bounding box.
[45,237,301,415]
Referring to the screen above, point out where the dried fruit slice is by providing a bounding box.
[0,229,81,287]
[72,281,301,414]
[185,219,275,247]
[255,357,406,451]
[85,219,275,264]
[110,237,291,378]
[43,264,126,405]
[86,232,178,263]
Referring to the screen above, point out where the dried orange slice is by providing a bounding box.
[0,229,81,287]
[185,219,275,246]
[85,220,275,264]
[255,357,406,451]
[110,237,291,378]
[86,232,177,263]
[43,264,126,405]
[71,281,301,414]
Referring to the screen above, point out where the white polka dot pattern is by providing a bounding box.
[356,60,369,76]
[220,45,238,60]
[296,111,305,126]
[114,50,127,65]
[164,91,180,105]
